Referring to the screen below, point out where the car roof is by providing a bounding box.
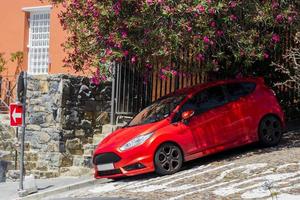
[167,77,264,97]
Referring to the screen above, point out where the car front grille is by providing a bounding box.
[93,152,121,165]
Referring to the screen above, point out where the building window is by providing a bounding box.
[24,7,51,75]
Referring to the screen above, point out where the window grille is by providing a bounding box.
[28,11,50,75]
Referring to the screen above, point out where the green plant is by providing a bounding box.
[10,51,24,75]
[0,53,6,73]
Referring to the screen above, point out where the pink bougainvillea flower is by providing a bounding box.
[210,21,216,28]
[272,1,279,9]
[145,63,152,69]
[113,1,122,15]
[90,68,101,85]
[160,74,166,80]
[100,57,107,63]
[229,1,237,8]
[196,53,205,61]
[157,0,164,4]
[206,0,212,4]
[171,70,178,76]
[105,48,113,56]
[276,14,284,23]
[131,55,137,63]
[91,76,100,85]
[272,33,280,43]
[288,16,294,24]
[196,5,205,13]
[230,14,237,21]
[209,8,216,15]
[123,50,129,57]
[264,52,270,59]
[161,68,167,73]
[203,36,210,44]
[216,30,224,37]
[121,31,127,38]
[187,25,192,32]
[146,0,153,5]
[115,42,122,49]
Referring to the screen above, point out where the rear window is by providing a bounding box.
[225,82,256,101]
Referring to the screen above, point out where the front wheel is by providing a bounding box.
[259,115,283,147]
[154,143,183,175]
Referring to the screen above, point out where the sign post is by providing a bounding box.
[11,71,27,196]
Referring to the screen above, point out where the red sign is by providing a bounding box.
[9,103,23,127]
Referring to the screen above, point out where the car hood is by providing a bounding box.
[96,119,170,152]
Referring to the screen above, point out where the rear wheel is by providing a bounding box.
[154,143,183,175]
[259,115,282,147]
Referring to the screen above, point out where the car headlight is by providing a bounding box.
[119,132,153,151]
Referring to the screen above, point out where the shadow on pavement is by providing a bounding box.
[111,122,300,183]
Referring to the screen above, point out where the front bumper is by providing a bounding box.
[93,147,155,179]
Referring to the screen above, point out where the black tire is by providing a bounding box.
[259,115,283,147]
[154,143,183,175]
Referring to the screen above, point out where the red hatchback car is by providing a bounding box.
[93,78,285,178]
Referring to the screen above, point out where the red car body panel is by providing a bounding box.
[93,78,285,179]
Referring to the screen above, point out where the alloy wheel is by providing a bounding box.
[259,116,282,147]
[155,143,183,175]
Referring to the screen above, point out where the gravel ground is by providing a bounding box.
[48,129,300,200]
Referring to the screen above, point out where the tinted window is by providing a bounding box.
[182,86,227,115]
[226,82,256,101]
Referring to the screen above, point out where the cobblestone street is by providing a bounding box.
[45,129,300,200]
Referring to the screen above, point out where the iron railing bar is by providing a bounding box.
[116,62,120,113]
[122,59,127,112]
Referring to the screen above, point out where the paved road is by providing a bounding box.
[46,130,300,200]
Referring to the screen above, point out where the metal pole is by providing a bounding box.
[19,71,27,191]
[110,63,116,125]
[15,126,18,170]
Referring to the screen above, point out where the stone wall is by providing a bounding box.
[0,115,17,182]
[14,74,111,178]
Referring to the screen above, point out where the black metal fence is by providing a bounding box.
[0,75,16,114]
[111,60,152,124]
[112,57,300,124]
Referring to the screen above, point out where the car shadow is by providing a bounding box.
[113,126,300,183]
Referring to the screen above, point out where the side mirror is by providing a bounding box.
[181,110,195,124]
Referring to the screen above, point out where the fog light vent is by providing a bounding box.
[123,163,145,171]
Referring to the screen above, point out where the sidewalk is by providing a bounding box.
[0,176,100,200]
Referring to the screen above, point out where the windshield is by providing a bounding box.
[128,95,186,127]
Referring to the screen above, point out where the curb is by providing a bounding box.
[19,178,106,200]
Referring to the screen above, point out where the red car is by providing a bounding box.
[93,78,285,178]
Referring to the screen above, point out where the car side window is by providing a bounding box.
[182,86,227,115]
[226,82,256,101]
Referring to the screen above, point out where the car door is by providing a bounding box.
[223,82,257,141]
[178,85,236,151]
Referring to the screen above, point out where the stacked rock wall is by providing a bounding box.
[20,74,111,178]
[0,115,17,182]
